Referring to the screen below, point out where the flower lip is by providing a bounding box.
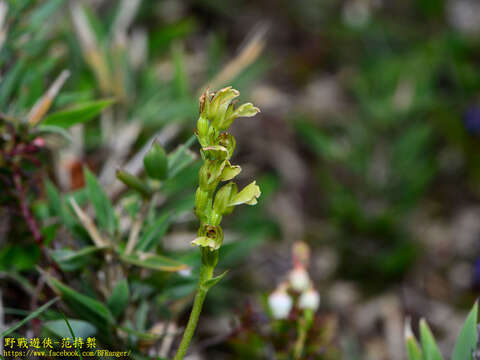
[228,181,261,206]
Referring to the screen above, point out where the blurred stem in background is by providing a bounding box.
[293,309,314,359]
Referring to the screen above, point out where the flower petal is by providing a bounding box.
[229,181,261,206]
[220,162,241,181]
[191,236,218,250]
[202,145,229,161]
[234,102,260,118]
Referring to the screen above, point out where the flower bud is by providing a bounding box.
[144,142,168,180]
[214,182,237,215]
[209,87,239,129]
[289,265,310,292]
[194,187,209,219]
[197,115,209,144]
[298,288,320,311]
[199,160,226,191]
[268,286,293,319]
[293,241,311,267]
[218,132,236,158]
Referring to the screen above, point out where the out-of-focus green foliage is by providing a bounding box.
[406,302,478,360]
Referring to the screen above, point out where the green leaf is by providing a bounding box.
[0,59,25,109]
[116,169,152,198]
[47,277,114,327]
[171,42,189,98]
[84,167,117,235]
[42,99,114,128]
[405,319,422,360]
[50,246,103,272]
[136,212,172,252]
[143,142,168,180]
[452,302,478,360]
[0,297,59,338]
[167,136,196,178]
[36,125,73,142]
[119,251,188,272]
[406,336,422,360]
[107,279,130,319]
[204,270,228,290]
[419,319,444,360]
[45,180,75,228]
[43,319,96,339]
[61,313,84,360]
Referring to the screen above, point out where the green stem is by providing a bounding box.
[293,309,313,360]
[173,262,214,360]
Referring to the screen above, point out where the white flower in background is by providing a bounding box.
[289,265,310,292]
[268,285,293,319]
[299,288,320,311]
[178,267,192,277]
[447,0,480,35]
[343,0,371,28]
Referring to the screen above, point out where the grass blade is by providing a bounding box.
[0,297,59,338]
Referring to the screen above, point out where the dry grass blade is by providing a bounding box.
[200,23,268,93]
[112,0,141,42]
[70,2,111,94]
[100,121,140,184]
[0,1,8,52]
[69,198,109,248]
[125,201,149,255]
[28,70,71,126]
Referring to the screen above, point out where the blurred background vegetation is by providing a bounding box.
[2,0,480,358]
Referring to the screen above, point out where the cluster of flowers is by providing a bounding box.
[268,242,320,319]
[192,86,261,251]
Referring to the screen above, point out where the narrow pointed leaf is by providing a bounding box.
[119,251,188,272]
[419,319,444,360]
[406,336,422,360]
[452,302,478,360]
[47,277,115,326]
[0,297,59,338]
[42,99,114,128]
[136,212,172,252]
[51,246,103,271]
[204,270,228,290]
[84,167,117,235]
[44,319,96,339]
[107,279,129,319]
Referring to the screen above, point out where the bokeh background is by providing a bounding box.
[2,0,480,359]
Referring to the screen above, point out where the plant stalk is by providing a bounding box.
[173,261,215,360]
[294,309,313,360]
